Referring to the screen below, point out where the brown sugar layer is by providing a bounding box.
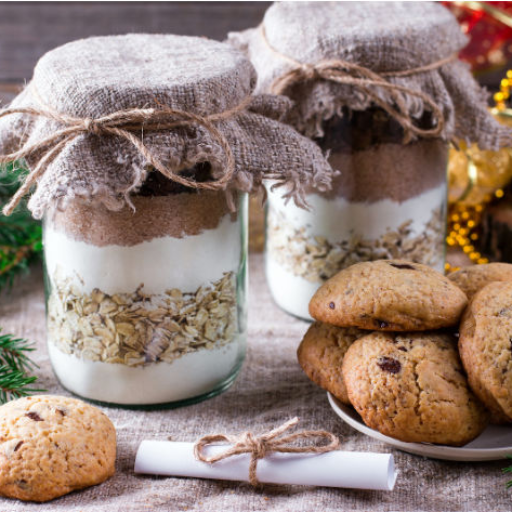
[319,139,448,203]
[48,191,236,247]
[312,108,447,203]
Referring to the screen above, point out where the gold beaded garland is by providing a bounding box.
[446,70,512,272]
[494,70,512,110]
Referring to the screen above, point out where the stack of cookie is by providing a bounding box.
[298,260,512,446]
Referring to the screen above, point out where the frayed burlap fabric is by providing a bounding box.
[0,34,333,218]
[228,2,512,149]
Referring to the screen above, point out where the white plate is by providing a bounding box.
[328,393,512,461]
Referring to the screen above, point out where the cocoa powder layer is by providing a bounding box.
[320,139,448,203]
[48,191,236,247]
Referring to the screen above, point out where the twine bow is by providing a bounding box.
[0,91,253,216]
[193,417,340,486]
[261,24,456,142]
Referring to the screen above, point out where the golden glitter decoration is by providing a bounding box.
[446,76,512,271]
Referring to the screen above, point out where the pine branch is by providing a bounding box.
[0,162,42,293]
[0,164,44,402]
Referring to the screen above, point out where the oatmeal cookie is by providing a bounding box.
[0,395,116,502]
[448,263,512,300]
[309,259,468,330]
[459,281,512,423]
[342,331,488,445]
[297,322,366,404]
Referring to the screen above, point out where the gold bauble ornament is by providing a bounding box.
[448,111,512,206]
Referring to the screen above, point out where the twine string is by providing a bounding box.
[0,92,253,216]
[260,24,456,142]
[193,417,340,486]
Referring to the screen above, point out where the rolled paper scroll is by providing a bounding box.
[134,441,397,491]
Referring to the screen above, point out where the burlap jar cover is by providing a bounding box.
[0,34,334,218]
[229,1,512,321]
[228,1,512,148]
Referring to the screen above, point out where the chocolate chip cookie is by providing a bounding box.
[448,263,512,300]
[297,322,366,404]
[343,331,488,445]
[459,281,512,423]
[0,395,116,502]
[309,259,468,330]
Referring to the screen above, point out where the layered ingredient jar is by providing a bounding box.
[0,34,333,405]
[265,111,448,319]
[44,186,248,406]
[230,1,512,320]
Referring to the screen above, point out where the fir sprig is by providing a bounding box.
[0,161,42,292]
[0,331,38,373]
[0,365,41,403]
[0,331,43,403]
[0,163,44,401]
[503,455,512,488]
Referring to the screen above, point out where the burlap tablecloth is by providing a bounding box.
[0,254,509,512]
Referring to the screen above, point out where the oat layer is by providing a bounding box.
[47,272,238,366]
[267,206,444,283]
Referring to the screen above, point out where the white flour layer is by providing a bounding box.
[268,185,447,240]
[48,340,242,405]
[44,214,242,295]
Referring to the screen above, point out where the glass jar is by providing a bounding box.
[43,174,248,408]
[0,32,333,407]
[265,108,448,320]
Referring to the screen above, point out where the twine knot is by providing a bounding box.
[193,417,340,486]
[83,117,102,135]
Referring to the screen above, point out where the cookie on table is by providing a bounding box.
[309,259,468,331]
[0,395,116,502]
[342,331,488,445]
[297,322,366,404]
[459,281,512,423]
[448,263,512,300]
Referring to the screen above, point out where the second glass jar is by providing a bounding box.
[265,108,448,320]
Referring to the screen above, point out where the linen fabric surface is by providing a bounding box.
[0,255,508,512]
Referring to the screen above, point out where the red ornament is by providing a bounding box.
[444,1,512,72]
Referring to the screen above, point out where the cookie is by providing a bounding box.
[459,281,512,423]
[448,263,512,300]
[342,331,488,445]
[297,322,366,404]
[0,395,116,502]
[309,259,468,330]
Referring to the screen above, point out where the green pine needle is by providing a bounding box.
[503,455,512,488]
[0,331,39,373]
[0,330,43,404]
[0,365,43,404]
